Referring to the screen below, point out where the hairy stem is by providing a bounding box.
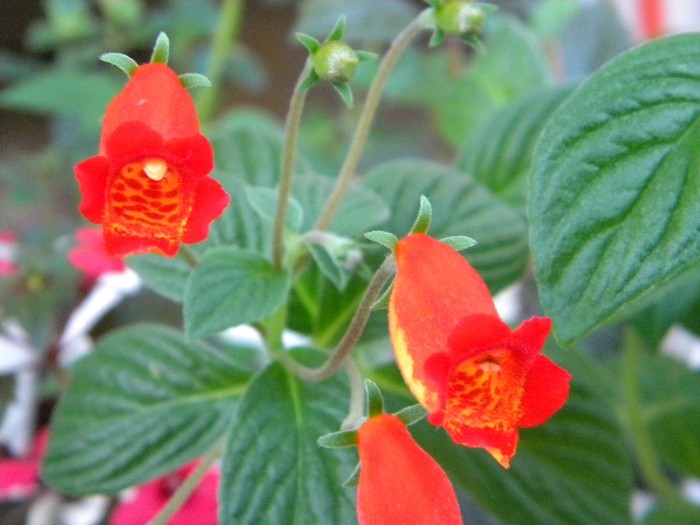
[272,60,312,271]
[279,256,395,382]
[314,10,430,231]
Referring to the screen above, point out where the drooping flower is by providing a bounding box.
[356,413,462,525]
[389,233,571,468]
[68,227,127,279]
[110,460,219,525]
[75,62,229,258]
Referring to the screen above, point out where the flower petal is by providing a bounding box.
[519,354,572,428]
[181,177,230,244]
[446,313,512,361]
[166,134,214,178]
[104,122,164,164]
[75,155,110,223]
[357,414,462,525]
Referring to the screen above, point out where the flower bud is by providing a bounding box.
[312,41,360,83]
[436,0,486,36]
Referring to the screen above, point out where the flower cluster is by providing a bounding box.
[389,233,571,467]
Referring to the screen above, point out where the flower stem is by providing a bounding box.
[272,60,312,272]
[341,358,365,430]
[314,10,430,231]
[278,256,395,382]
[621,328,698,512]
[196,0,244,123]
[146,438,226,525]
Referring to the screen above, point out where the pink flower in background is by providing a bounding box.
[110,461,219,525]
[68,227,126,279]
[0,231,18,276]
[0,429,48,500]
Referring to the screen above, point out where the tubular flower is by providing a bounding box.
[389,233,571,468]
[75,63,229,258]
[357,413,462,525]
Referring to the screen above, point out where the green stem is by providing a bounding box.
[621,329,696,511]
[341,358,365,430]
[179,245,199,268]
[196,0,244,123]
[314,10,430,231]
[147,438,226,525]
[278,256,395,382]
[272,60,312,272]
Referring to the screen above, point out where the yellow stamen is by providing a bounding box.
[143,159,168,181]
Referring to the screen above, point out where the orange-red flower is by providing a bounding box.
[75,63,229,258]
[356,413,462,525]
[389,233,571,468]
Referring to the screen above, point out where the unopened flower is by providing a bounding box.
[356,413,462,525]
[389,233,571,467]
[75,63,229,258]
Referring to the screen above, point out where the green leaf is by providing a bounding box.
[0,68,121,118]
[296,32,321,53]
[43,324,250,495]
[639,354,700,477]
[246,186,304,232]
[179,72,212,89]
[440,235,477,251]
[294,173,390,238]
[332,81,354,108]
[150,32,170,64]
[364,230,398,252]
[363,159,528,292]
[220,356,356,524]
[127,252,192,303]
[530,33,700,346]
[407,349,634,525]
[305,236,363,291]
[184,247,290,339]
[457,85,574,210]
[100,52,138,77]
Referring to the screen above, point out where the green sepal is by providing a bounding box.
[333,81,354,108]
[462,33,484,52]
[299,68,321,91]
[179,73,212,90]
[327,15,347,42]
[440,235,477,251]
[150,32,170,64]
[409,195,432,234]
[394,404,428,426]
[343,463,361,488]
[100,52,138,77]
[365,380,384,417]
[317,429,359,448]
[429,28,446,48]
[356,50,378,63]
[296,32,320,53]
[364,230,398,252]
[371,280,393,311]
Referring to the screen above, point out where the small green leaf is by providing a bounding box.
[356,50,378,63]
[150,32,170,64]
[440,235,477,251]
[530,33,700,345]
[364,230,398,252]
[365,379,384,417]
[296,32,321,53]
[394,403,428,426]
[299,68,321,91]
[100,52,138,77]
[43,324,250,495]
[179,72,212,89]
[220,355,356,524]
[317,429,358,448]
[332,81,354,108]
[305,234,362,291]
[327,15,347,42]
[409,195,432,234]
[184,247,290,339]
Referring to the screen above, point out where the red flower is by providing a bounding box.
[110,461,219,525]
[68,227,127,278]
[0,231,18,276]
[0,429,48,501]
[389,233,571,468]
[75,63,229,258]
[356,413,462,525]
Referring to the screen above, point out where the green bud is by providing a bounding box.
[312,41,359,83]
[436,0,485,36]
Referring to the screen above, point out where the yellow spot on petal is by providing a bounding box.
[143,159,168,181]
